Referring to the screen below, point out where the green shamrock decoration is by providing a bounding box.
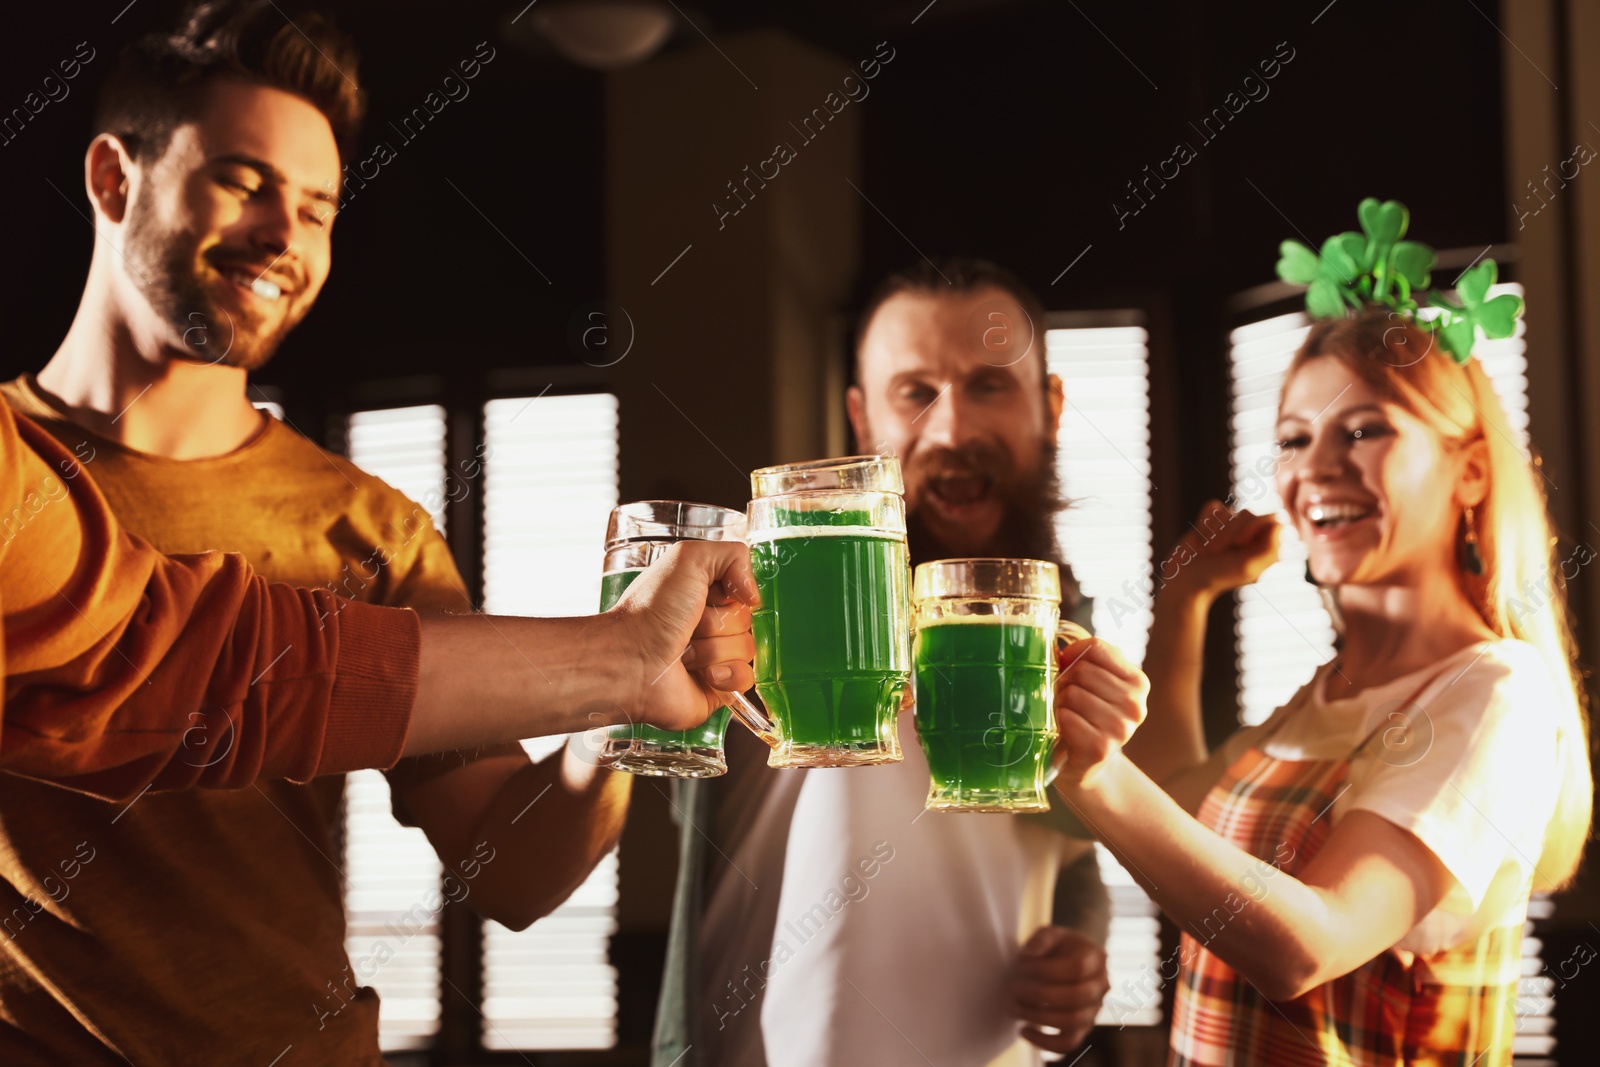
[1275,197,1519,366]
[1428,259,1523,364]
[1277,198,1436,317]
[1276,234,1361,318]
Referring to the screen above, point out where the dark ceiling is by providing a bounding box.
[0,0,1508,412]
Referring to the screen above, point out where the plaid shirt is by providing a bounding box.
[1169,677,1524,1066]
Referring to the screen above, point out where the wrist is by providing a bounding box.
[1057,749,1135,814]
[592,610,647,728]
[1155,579,1218,614]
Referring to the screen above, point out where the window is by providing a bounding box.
[341,775,445,1051]
[343,404,452,1052]
[481,394,619,619]
[342,394,623,1053]
[480,393,622,1050]
[1045,316,1162,1028]
[1047,317,1155,665]
[251,382,288,422]
[1225,311,1330,726]
[346,405,451,535]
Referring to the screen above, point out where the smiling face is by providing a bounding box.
[1274,356,1471,588]
[848,286,1064,559]
[121,78,341,371]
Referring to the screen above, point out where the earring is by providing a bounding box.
[1462,504,1485,576]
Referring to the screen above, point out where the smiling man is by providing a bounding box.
[691,261,1112,1067]
[0,5,629,1064]
[848,263,1067,568]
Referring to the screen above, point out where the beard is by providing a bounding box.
[901,438,1084,613]
[902,438,1068,568]
[123,188,306,372]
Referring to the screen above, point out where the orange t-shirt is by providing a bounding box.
[0,376,466,1066]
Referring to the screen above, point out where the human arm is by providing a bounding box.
[4,536,751,801]
[1008,831,1110,1052]
[402,540,755,754]
[1125,500,1278,810]
[0,405,754,799]
[393,738,630,929]
[1009,922,1110,1053]
[1052,639,1455,1002]
[380,524,632,931]
[0,404,421,798]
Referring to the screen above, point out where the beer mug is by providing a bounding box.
[746,456,912,768]
[596,501,775,777]
[911,558,1079,812]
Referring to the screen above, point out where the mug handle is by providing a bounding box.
[1044,620,1094,787]
[1053,619,1093,669]
[722,688,782,749]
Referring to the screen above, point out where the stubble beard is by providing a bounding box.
[123,189,303,372]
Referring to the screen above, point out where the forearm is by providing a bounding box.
[3,403,420,799]
[1124,586,1213,785]
[1060,753,1342,1001]
[463,743,632,929]
[406,613,632,756]
[4,556,418,800]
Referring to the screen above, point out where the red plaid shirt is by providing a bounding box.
[1169,676,1524,1066]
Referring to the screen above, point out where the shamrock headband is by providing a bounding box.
[1274,198,1523,365]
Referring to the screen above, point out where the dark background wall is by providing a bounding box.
[0,1,1506,397]
[6,1,1596,1063]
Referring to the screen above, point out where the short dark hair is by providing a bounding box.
[94,0,364,164]
[852,258,1050,388]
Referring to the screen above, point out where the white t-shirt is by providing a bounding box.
[698,762,808,1067]
[1212,639,1568,957]
[756,712,1068,1067]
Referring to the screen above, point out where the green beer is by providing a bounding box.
[910,558,1063,812]
[747,456,911,767]
[914,616,1054,810]
[750,521,910,761]
[602,568,732,773]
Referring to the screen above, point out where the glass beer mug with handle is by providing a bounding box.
[746,456,912,768]
[596,501,777,777]
[911,558,1081,812]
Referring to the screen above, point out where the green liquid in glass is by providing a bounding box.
[602,569,733,751]
[750,515,910,754]
[913,617,1054,806]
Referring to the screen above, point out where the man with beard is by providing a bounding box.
[687,261,1111,1067]
[0,4,637,1063]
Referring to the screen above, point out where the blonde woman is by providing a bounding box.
[1049,306,1591,1064]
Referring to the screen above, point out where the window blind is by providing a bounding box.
[1045,320,1162,1028]
[342,404,452,1051]
[1047,322,1155,665]
[480,392,622,1050]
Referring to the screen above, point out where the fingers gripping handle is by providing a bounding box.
[1046,620,1094,787]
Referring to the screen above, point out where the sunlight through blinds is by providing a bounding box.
[1047,323,1155,664]
[480,392,621,1050]
[1045,319,1161,1028]
[343,404,451,1051]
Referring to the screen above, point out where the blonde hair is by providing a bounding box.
[1291,310,1592,890]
